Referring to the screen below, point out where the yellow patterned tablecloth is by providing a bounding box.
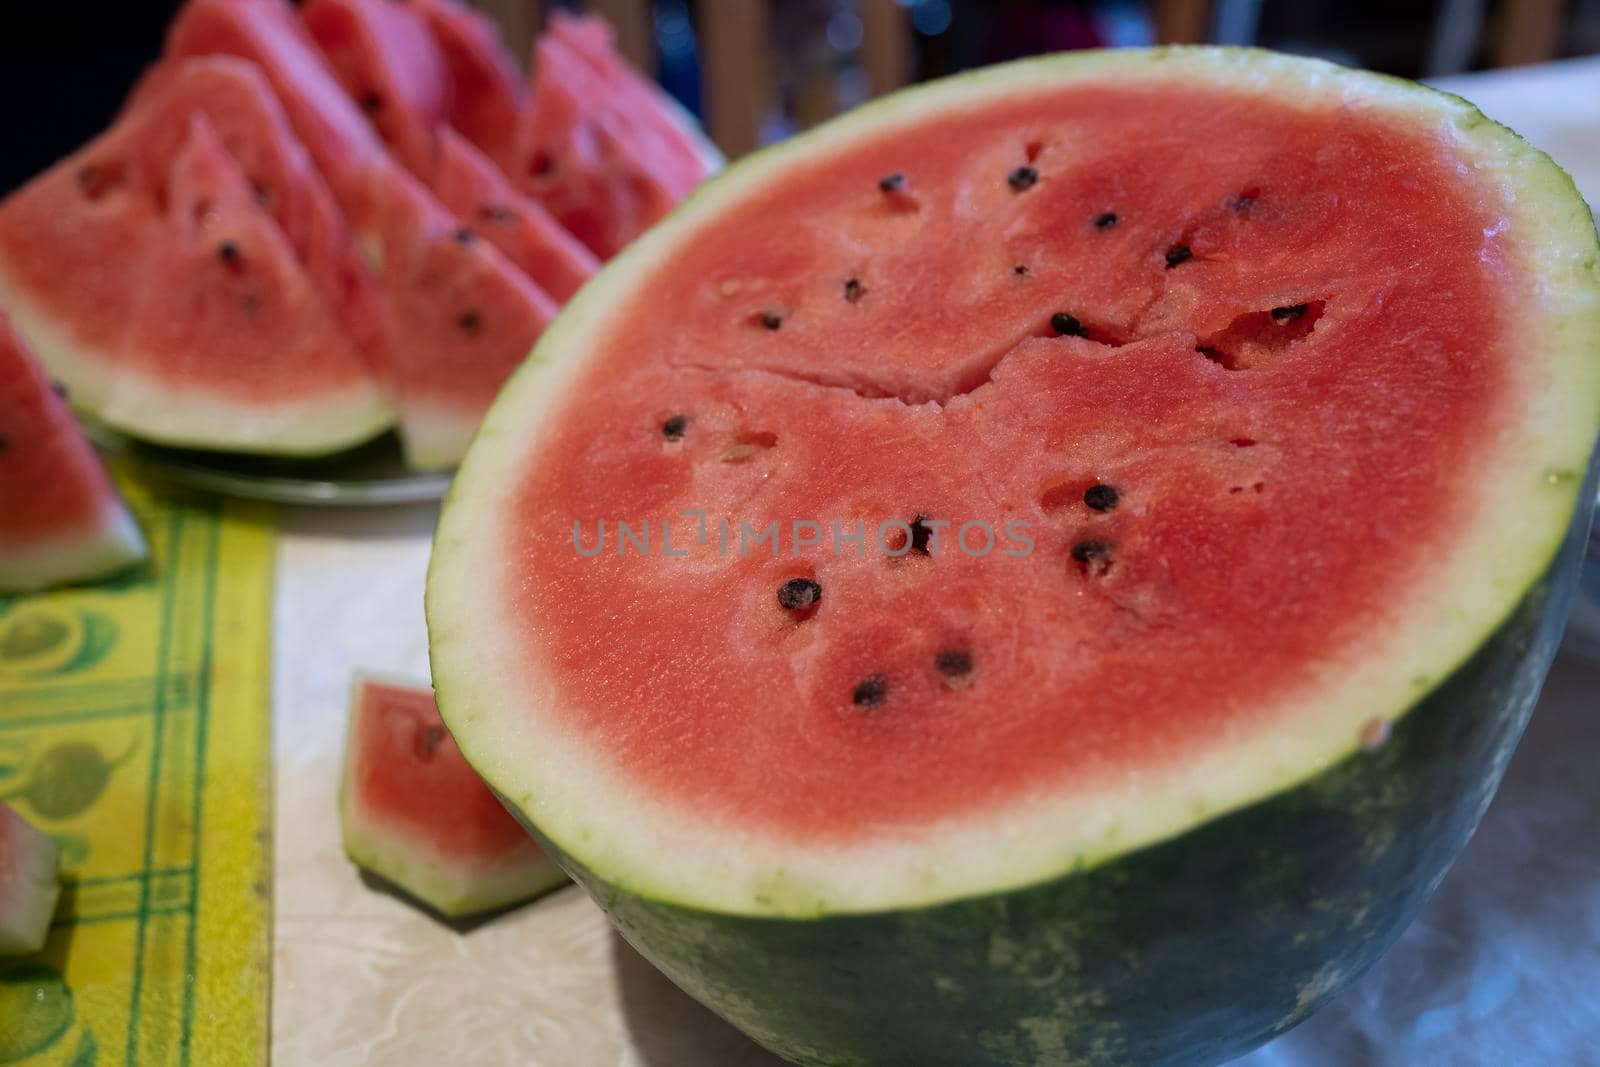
[0,474,273,1067]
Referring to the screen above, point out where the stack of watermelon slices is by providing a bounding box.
[0,0,717,470]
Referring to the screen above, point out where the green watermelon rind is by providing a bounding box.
[337,673,567,920]
[428,46,1600,1065]
[0,805,62,957]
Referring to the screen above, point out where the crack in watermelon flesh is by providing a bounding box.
[505,82,1521,843]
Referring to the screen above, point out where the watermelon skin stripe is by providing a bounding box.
[515,489,1591,1067]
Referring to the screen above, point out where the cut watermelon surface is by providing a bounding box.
[429,50,1600,1065]
[302,0,450,178]
[0,64,390,456]
[341,676,565,918]
[0,315,144,593]
[432,130,598,302]
[407,0,525,167]
[0,802,59,955]
[166,0,563,468]
[511,13,720,258]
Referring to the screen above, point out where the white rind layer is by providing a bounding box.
[0,262,394,458]
[396,404,483,472]
[0,804,62,955]
[428,48,1600,916]
[0,503,146,593]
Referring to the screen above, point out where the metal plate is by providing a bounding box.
[84,420,452,506]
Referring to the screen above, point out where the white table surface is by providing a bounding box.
[270,57,1600,1066]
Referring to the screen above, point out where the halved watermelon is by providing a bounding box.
[0,802,61,955]
[407,0,525,167]
[301,0,450,178]
[0,55,392,455]
[341,676,565,918]
[431,130,597,302]
[428,50,1600,1065]
[510,13,719,259]
[0,314,144,593]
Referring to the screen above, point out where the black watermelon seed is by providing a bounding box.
[878,172,906,193]
[480,205,516,224]
[453,227,478,245]
[1075,537,1113,572]
[240,293,262,315]
[661,414,688,440]
[1050,312,1086,338]
[853,674,889,708]
[843,278,865,303]
[417,723,447,759]
[760,310,784,331]
[1164,245,1193,269]
[531,152,556,178]
[934,649,973,678]
[1007,165,1039,190]
[777,577,822,611]
[1233,190,1259,212]
[252,181,271,205]
[51,381,68,399]
[1083,484,1119,512]
[218,241,241,265]
[908,515,935,554]
[1094,212,1119,230]
[1270,304,1307,323]
[457,310,482,335]
[360,92,383,114]
[0,434,8,455]
[1013,264,1030,276]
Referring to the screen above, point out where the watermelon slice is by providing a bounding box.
[0,314,144,593]
[428,50,1600,1065]
[407,0,525,167]
[167,0,559,468]
[510,13,719,259]
[341,676,565,918]
[301,0,450,178]
[0,802,61,955]
[430,130,597,303]
[0,57,392,455]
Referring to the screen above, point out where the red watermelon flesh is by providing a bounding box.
[0,313,144,593]
[486,82,1553,843]
[100,114,389,453]
[361,160,558,469]
[301,0,450,179]
[120,56,389,377]
[433,129,597,302]
[512,15,717,259]
[407,0,525,168]
[166,0,385,196]
[341,676,566,917]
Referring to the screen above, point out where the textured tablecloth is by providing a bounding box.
[271,57,1600,1066]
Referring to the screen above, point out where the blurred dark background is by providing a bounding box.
[4,0,1598,191]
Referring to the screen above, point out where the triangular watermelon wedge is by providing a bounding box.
[0,802,61,954]
[0,313,144,593]
[433,130,598,303]
[361,160,558,469]
[406,0,525,168]
[510,14,719,259]
[98,114,391,455]
[167,0,559,469]
[301,0,450,178]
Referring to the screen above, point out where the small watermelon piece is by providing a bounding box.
[0,314,144,593]
[429,50,1600,1064]
[341,676,565,918]
[0,802,62,955]
[95,114,390,454]
[511,13,718,259]
[432,130,597,302]
[301,0,450,178]
[407,0,525,167]
[362,161,558,469]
